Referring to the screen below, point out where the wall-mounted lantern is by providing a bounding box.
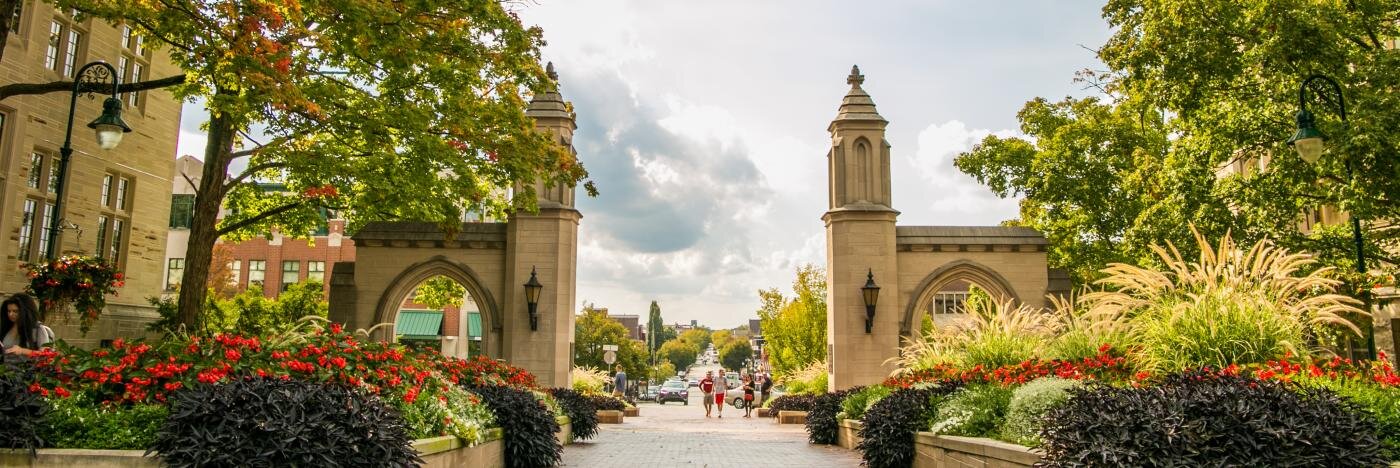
[861,269,880,333]
[524,267,543,331]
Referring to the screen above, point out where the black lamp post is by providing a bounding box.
[47,61,131,260]
[1285,74,1373,360]
[861,269,880,333]
[523,267,543,331]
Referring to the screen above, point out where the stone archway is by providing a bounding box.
[900,259,1021,338]
[371,255,503,357]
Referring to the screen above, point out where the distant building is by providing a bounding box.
[608,313,643,341]
[748,319,761,336]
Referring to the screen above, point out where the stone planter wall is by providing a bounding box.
[623,406,640,417]
[912,433,1041,468]
[0,431,507,468]
[836,419,863,450]
[598,409,625,424]
[557,415,573,445]
[777,410,807,424]
[756,407,771,418]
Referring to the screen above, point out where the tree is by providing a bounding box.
[757,264,828,379]
[41,0,593,329]
[719,339,752,373]
[148,281,327,336]
[657,339,699,371]
[678,328,712,352]
[413,276,467,310]
[648,360,677,383]
[573,305,645,380]
[646,300,672,360]
[955,0,1400,288]
[206,244,240,299]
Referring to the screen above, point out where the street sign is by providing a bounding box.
[602,344,619,351]
[603,350,617,364]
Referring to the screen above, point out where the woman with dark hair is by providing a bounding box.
[2,293,52,357]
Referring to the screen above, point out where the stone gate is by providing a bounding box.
[823,66,1068,390]
[327,65,580,388]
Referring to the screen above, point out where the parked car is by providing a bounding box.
[657,380,689,405]
[643,386,659,400]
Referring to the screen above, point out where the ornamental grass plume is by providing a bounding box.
[890,298,1059,374]
[1082,227,1366,374]
[570,366,609,395]
[1047,289,1132,362]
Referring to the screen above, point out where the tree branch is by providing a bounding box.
[224,162,288,191]
[216,200,308,236]
[0,74,187,101]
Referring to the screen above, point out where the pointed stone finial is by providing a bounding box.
[847,65,864,87]
[546,61,558,81]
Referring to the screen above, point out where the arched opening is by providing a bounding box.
[372,256,501,358]
[901,260,1021,338]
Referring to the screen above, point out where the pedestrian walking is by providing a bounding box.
[714,369,728,418]
[613,364,627,399]
[741,374,756,417]
[700,371,716,417]
[759,372,773,408]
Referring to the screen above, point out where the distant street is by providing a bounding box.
[561,362,861,467]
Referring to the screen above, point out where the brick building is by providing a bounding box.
[2,3,183,345]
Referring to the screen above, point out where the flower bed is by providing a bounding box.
[0,320,568,466]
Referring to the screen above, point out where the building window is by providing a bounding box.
[127,62,142,107]
[62,28,80,77]
[107,218,125,264]
[166,258,184,291]
[44,20,59,70]
[229,260,241,285]
[121,24,132,49]
[115,177,129,211]
[307,261,325,282]
[100,174,112,205]
[281,261,299,290]
[26,153,42,189]
[247,260,266,285]
[96,173,132,266]
[8,1,21,34]
[931,291,969,315]
[17,199,36,261]
[35,202,54,260]
[169,194,194,228]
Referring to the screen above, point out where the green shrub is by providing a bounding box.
[928,384,1013,438]
[782,360,828,395]
[471,385,562,468]
[1306,379,1400,460]
[839,385,893,421]
[547,388,599,441]
[997,377,1082,446]
[0,364,49,454]
[40,396,166,449]
[394,382,496,446]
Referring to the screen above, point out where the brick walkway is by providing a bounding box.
[562,366,862,468]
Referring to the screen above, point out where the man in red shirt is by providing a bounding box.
[699,371,716,417]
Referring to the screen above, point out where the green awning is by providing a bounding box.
[468,311,482,338]
[397,309,443,340]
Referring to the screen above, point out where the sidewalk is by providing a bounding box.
[562,371,861,467]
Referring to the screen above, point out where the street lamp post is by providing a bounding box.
[47,61,131,260]
[523,267,543,331]
[861,269,881,333]
[1285,73,1374,359]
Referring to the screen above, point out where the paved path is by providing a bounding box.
[562,364,862,468]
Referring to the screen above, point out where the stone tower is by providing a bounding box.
[824,65,901,390]
[504,62,581,386]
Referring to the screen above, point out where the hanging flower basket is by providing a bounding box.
[23,255,124,334]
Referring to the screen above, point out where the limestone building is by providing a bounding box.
[1,3,181,344]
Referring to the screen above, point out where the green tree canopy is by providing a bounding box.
[50,0,594,328]
[657,339,699,371]
[756,264,828,379]
[955,0,1400,288]
[719,339,752,373]
[573,305,645,380]
[413,276,467,310]
[677,328,712,352]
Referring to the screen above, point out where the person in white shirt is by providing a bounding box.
[714,369,728,418]
[2,293,52,358]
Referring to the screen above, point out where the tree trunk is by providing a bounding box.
[175,103,237,329]
[0,0,18,63]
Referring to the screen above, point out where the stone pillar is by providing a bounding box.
[824,66,901,390]
[501,62,580,388]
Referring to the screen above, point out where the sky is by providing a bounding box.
[175,1,1114,330]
